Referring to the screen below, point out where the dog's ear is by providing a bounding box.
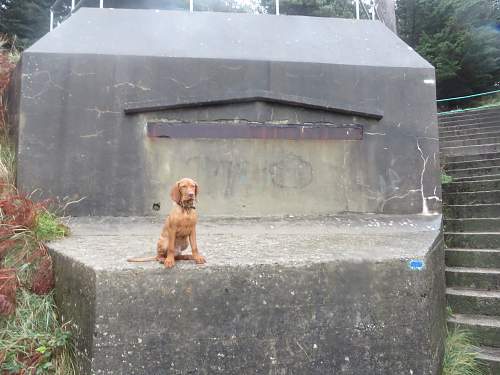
[170,182,181,204]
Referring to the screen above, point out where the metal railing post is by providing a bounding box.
[275,0,279,15]
[189,0,193,12]
[50,10,54,31]
[71,0,75,10]
[355,0,359,19]
[99,0,103,8]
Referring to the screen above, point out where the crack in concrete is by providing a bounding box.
[163,75,212,90]
[114,82,152,92]
[22,70,68,100]
[70,71,97,77]
[417,138,430,215]
[85,107,121,119]
[80,130,104,138]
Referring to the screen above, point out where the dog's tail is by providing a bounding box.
[127,256,159,262]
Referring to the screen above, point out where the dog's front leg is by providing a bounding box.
[164,228,177,268]
[189,227,206,264]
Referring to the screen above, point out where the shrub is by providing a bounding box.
[442,173,453,184]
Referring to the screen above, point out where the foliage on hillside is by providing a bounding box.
[0,0,53,49]
[397,0,500,100]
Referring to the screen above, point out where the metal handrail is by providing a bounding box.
[49,0,383,31]
[359,0,375,20]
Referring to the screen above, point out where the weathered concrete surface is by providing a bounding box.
[9,9,440,216]
[50,214,445,374]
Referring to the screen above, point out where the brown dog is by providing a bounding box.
[127,178,206,268]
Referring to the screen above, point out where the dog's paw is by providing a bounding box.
[194,255,206,264]
[164,257,175,268]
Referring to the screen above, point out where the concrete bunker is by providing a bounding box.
[10,8,440,217]
[8,8,444,374]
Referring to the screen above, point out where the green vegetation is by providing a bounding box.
[34,210,70,243]
[0,290,76,374]
[0,136,15,190]
[478,93,500,107]
[442,173,454,184]
[443,327,487,375]
[0,0,53,49]
[397,0,500,101]
[0,194,76,373]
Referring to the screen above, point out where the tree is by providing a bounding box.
[396,0,500,99]
[0,0,54,49]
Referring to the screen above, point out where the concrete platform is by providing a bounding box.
[49,214,444,374]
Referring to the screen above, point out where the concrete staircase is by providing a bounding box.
[440,106,500,374]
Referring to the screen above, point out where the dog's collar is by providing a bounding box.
[178,202,196,210]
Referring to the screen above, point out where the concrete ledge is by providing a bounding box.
[49,214,444,374]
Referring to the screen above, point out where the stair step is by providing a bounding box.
[476,346,500,374]
[443,191,500,205]
[445,232,500,249]
[447,313,500,348]
[443,204,500,218]
[443,179,500,193]
[440,108,500,356]
[445,152,500,164]
[439,119,500,130]
[439,107,500,123]
[446,248,500,269]
[453,174,500,182]
[447,288,500,316]
[439,106,500,118]
[446,267,500,290]
[444,218,500,232]
[440,126,500,138]
[442,136,500,148]
[441,143,500,157]
[446,166,500,179]
[440,109,500,120]
[439,111,500,121]
[445,158,500,171]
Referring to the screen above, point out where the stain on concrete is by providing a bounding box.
[269,154,313,189]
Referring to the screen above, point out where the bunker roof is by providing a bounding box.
[28,8,432,69]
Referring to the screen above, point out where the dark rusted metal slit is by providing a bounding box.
[147,122,363,140]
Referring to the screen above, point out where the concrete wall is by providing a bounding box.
[50,215,445,374]
[11,9,440,216]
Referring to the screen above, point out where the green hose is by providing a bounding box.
[437,89,500,103]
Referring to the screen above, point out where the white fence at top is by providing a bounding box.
[50,0,391,31]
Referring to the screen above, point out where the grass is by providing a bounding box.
[477,93,500,108]
[439,93,500,114]
[443,327,488,375]
[0,197,76,374]
[0,138,15,192]
[0,290,76,374]
[34,210,70,243]
[0,34,20,65]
